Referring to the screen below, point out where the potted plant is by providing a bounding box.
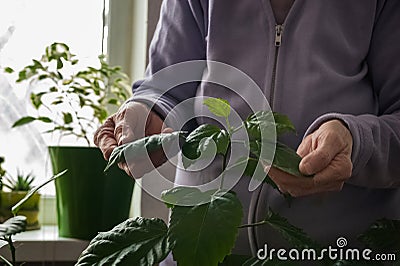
[0,169,40,230]
[0,169,67,265]
[7,42,135,240]
[76,99,400,265]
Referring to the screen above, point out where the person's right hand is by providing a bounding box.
[94,102,173,178]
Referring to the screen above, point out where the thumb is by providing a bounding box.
[161,125,174,134]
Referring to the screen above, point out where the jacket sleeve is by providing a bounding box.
[304,0,400,189]
[129,0,206,129]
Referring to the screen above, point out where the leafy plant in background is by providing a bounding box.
[76,98,400,265]
[0,169,67,266]
[2,170,35,192]
[0,216,27,266]
[0,157,5,190]
[6,42,130,145]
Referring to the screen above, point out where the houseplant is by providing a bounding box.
[0,169,40,230]
[0,169,67,265]
[76,98,400,265]
[8,42,135,240]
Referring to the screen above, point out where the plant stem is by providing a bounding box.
[219,154,228,190]
[0,255,13,266]
[6,236,16,265]
[231,123,244,134]
[238,220,268,228]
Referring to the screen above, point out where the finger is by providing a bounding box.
[118,162,133,177]
[312,153,352,186]
[145,111,165,136]
[299,138,340,176]
[116,102,152,143]
[297,134,312,158]
[94,116,118,160]
[119,124,135,145]
[268,167,315,197]
[125,148,167,178]
[162,127,174,134]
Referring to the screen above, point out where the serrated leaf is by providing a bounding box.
[203,98,231,118]
[182,124,230,169]
[76,217,170,266]
[271,142,304,177]
[161,187,217,207]
[265,209,318,249]
[273,112,296,135]
[359,219,400,254]
[105,131,184,172]
[0,216,27,237]
[245,111,295,142]
[168,189,243,266]
[12,116,36,127]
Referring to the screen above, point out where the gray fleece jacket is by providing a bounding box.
[131,0,400,256]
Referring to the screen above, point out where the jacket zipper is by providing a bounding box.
[269,24,283,110]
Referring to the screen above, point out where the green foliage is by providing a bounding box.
[89,98,399,265]
[104,131,184,172]
[203,98,231,119]
[0,157,5,189]
[358,219,400,254]
[2,170,35,191]
[76,218,170,266]
[11,169,68,215]
[166,188,243,266]
[10,42,131,145]
[182,124,230,168]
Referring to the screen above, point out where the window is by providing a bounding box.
[0,0,105,195]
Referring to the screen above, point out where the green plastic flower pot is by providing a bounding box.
[48,146,134,240]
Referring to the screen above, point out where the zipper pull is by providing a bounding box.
[275,25,283,47]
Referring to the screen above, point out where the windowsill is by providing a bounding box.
[0,226,89,262]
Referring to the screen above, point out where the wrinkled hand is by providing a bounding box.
[94,102,172,178]
[267,119,353,197]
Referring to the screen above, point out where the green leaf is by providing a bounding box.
[3,67,14,73]
[219,254,252,265]
[56,58,63,69]
[272,142,305,177]
[63,112,73,124]
[264,209,319,249]
[76,217,170,266]
[273,112,296,136]
[105,131,184,172]
[12,116,36,127]
[161,187,217,207]
[37,116,52,123]
[30,92,45,109]
[0,216,27,237]
[244,111,295,141]
[203,98,231,118]
[12,169,67,214]
[358,219,400,254]
[107,98,118,105]
[182,124,230,169]
[168,189,243,266]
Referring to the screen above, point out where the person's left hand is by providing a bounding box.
[266,119,353,197]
